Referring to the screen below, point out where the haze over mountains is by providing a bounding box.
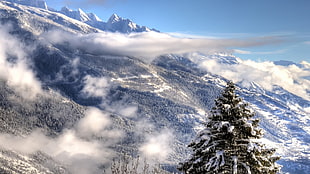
[0,0,309,173]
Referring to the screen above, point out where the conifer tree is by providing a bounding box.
[179,81,280,174]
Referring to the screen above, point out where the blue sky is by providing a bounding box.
[46,0,310,62]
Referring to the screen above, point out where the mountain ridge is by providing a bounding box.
[58,7,159,33]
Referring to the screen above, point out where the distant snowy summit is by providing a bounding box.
[60,6,102,23]
[5,0,158,33]
[104,13,159,33]
[59,8,159,33]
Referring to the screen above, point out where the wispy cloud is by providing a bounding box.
[190,53,310,100]
[43,30,284,63]
[82,75,111,98]
[234,49,287,55]
[168,32,217,39]
[134,118,175,163]
[233,49,252,55]
[139,129,174,162]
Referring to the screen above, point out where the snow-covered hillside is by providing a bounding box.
[0,1,309,174]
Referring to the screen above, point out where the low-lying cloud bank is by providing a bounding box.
[43,30,282,62]
[187,53,310,101]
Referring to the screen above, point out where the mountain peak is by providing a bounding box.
[104,13,158,33]
[77,8,85,14]
[60,7,91,22]
[60,6,72,12]
[87,13,102,22]
[108,13,121,23]
[273,60,297,66]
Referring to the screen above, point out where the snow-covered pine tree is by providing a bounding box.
[178,81,280,174]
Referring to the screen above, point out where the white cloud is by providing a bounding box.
[102,100,138,118]
[168,32,217,39]
[301,61,310,69]
[71,57,80,75]
[82,75,111,98]
[43,30,283,63]
[76,107,111,137]
[196,56,310,100]
[0,129,49,154]
[0,24,42,99]
[139,129,174,162]
[118,105,138,117]
[234,49,252,54]
[131,119,175,163]
[81,74,138,118]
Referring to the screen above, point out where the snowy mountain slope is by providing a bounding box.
[0,1,309,174]
[239,84,310,174]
